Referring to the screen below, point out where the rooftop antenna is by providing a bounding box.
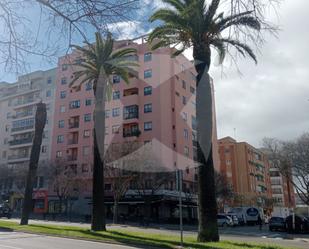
[233,128,236,141]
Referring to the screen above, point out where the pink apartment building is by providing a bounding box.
[50,37,220,222]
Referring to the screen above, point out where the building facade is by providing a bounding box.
[0,69,57,211]
[50,37,220,221]
[218,136,272,209]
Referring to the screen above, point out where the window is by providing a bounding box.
[191,116,197,130]
[182,80,186,89]
[69,100,80,109]
[182,96,186,105]
[144,52,152,62]
[60,105,66,113]
[62,64,68,71]
[47,77,52,84]
[41,146,47,153]
[144,69,152,79]
[105,110,110,118]
[58,120,65,128]
[105,126,108,135]
[60,91,66,99]
[84,113,91,122]
[144,103,152,113]
[144,121,152,131]
[112,108,120,117]
[85,99,92,106]
[57,135,64,143]
[83,146,90,156]
[190,86,195,94]
[61,77,67,85]
[184,129,189,139]
[144,86,152,96]
[113,75,120,84]
[123,105,138,119]
[112,125,120,134]
[184,146,189,157]
[113,91,120,100]
[82,164,88,173]
[84,130,90,137]
[85,82,92,91]
[46,90,51,97]
[182,112,187,121]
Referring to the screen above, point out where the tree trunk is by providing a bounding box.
[20,102,47,225]
[113,199,119,224]
[91,68,106,231]
[194,45,219,242]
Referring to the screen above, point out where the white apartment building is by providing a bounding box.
[0,69,56,199]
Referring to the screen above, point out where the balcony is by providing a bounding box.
[7,154,29,162]
[9,137,33,146]
[68,138,79,145]
[13,98,37,107]
[11,125,34,133]
[123,88,138,97]
[123,105,139,120]
[67,155,78,161]
[69,122,79,129]
[123,123,140,138]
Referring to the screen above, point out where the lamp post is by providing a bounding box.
[176,169,183,247]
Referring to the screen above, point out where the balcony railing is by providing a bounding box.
[14,98,35,106]
[11,125,34,132]
[69,122,79,129]
[68,139,79,145]
[67,155,78,161]
[8,154,29,160]
[123,129,141,138]
[9,137,33,146]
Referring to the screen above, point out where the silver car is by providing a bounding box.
[217,214,233,227]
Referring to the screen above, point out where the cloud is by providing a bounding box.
[211,0,309,146]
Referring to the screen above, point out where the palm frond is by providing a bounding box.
[162,0,185,12]
[149,9,188,29]
[205,0,221,22]
[148,25,181,43]
[210,39,226,64]
[220,16,261,32]
[221,38,257,64]
[111,48,137,59]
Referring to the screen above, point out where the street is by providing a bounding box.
[1,219,309,248]
[0,230,137,249]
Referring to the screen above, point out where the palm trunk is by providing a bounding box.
[20,102,47,225]
[194,45,219,242]
[91,68,107,231]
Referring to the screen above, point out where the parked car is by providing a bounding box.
[227,213,239,226]
[217,214,233,227]
[0,203,12,219]
[286,215,309,234]
[269,217,286,231]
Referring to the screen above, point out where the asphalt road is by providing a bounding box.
[0,230,137,249]
[1,219,309,249]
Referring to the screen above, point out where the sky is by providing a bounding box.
[1,0,308,148]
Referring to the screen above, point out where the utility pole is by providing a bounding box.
[176,170,183,247]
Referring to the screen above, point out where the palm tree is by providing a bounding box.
[70,32,137,231]
[21,102,47,225]
[148,0,260,242]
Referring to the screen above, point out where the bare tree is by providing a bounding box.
[215,172,234,209]
[0,0,139,74]
[263,134,309,206]
[47,161,83,218]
